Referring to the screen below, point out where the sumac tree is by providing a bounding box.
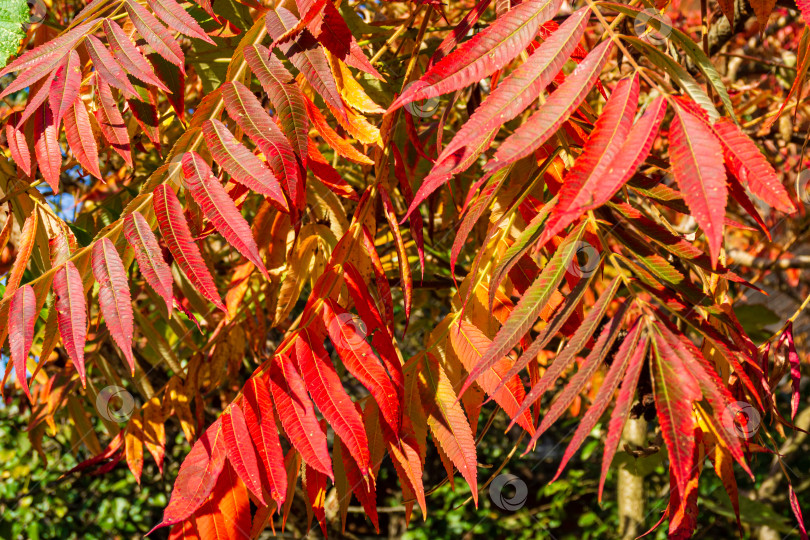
[0,0,807,537]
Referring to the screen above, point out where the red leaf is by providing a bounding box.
[150,419,227,533]
[64,431,125,475]
[49,50,82,129]
[527,301,630,443]
[53,261,87,384]
[307,140,359,200]
[17,67,57,127]
[220,81,303,210]
[485,39,613,172]
[267,353,333,479]
[182,151,270,279]
[275,0,327,45]
[391,145,425,274]
[243,45,309,161]
[450,320,535,434]
[265,7,347,122]
[390,0,563,111]
[308,1,383,79]
[322,299,401,434]
[85,36,139,99]
[152,184,226,312]
[202,119,288,212]
[303,462,328,535]
[342,262,404,405]
[651,330,702,497]
[336,434,380,532]
[94,78,133,165]
[243,376,287,507]
[434,8,590,177]
[6,113,32,176]
[569,94,665,208]
[669,100,727,268]
[222,402,266,505]
[777,322,802,421]
[10,285,36,399]
[91,238,135,375]
[64,98,102,179]
[294,330,370,476]
[168,519,200,539]
[194,462,251,539]
[303,93,371,165]
[401,129,497,222]
[148,0,215,44]
[790,484,809,540]
[0,20,97,98]
[713,117,795,213]
[599,334,647,501]
[34,105,61,193]
[428,0,492,67]
[553,319,644,482]
[668,430,702,538]
[716,0,735,24]
[535,78,662,249]
[361,226,394,333]
[125,0,185,72]
[420,353,478,505]
[506,275,620,424]
[103,20,171,93]
[123,210,174,315]
[556,74,639,211]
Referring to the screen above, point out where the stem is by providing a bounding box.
[701,0,713,101]
[0,180,42,206]
[617,417,647,539]
[369,7,423,65]
[585,0,668,95]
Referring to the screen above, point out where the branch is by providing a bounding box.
[683,0,797,72]
[727,249,810,269]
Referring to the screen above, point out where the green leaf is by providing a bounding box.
[462,221,587,396]
[734,304,780,342]
[0,0,27,69]
[605,2,736,121]
[188,41,233,94]
[67,223,93,247]
[621,35,719,121]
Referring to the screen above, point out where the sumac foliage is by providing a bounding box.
[0,0,808,537]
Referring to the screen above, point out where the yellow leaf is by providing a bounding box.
[142,396,166,473]
[125,411,144,483]
[274,224,336,324]
[329,52,385,115]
